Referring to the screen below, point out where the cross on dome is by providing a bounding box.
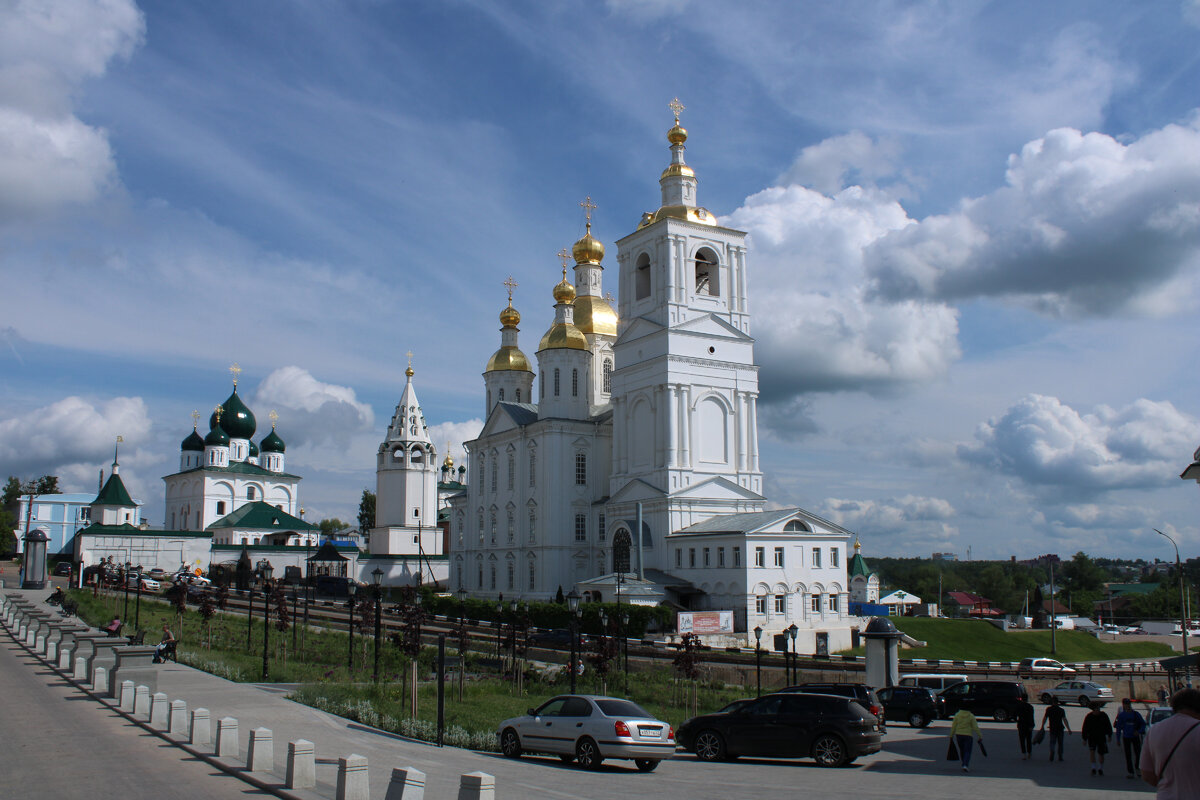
[503,275,518,302]
[229,362,242,386]
[269,409,279,429]
[191,410,200,428]
[669,97,685,122]
[405,350,415,378]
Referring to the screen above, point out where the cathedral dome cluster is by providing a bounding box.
[179,370,287,473]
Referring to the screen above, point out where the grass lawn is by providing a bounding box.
[840,617,1174,662]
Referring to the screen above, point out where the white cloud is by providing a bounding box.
[958,394,1199,494]
[817,495,958,544]
[251,367,374,449]
[0,395,151,476]
[867,114,1200,316]
[777,131,902,197]
[0,0,144,218]
[426,419,484,466]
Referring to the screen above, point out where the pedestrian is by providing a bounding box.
[1141,687,1200,797]
[1158,685,1169,706]
[1016,695,1036,759]
[1114,697,1146,779]
[1040,696,1071,761]
[950,707,983,772]
[1082,702,1113,776]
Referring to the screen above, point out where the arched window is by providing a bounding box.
[554,368,561,396]
[635,253,651,300]
[516,388,522,402]
[490,511,497,544]
[506,509,514,542]
[498,388,504,401]
[613,529,632,574]
[507,454,514,490]
[489,564,496,590]
[529,452,536,487]
[575,452,587,485]
[572,369,578,396]
[477,560,484,589]
[540,373,545,398]
[247,486,256,500]
[528,510,536,542]
[477,512,484,544]
[490,458,497,492]
[411,446,424,464]
[507,561,515,590]
[784,519,809,532]
[603,359,612,393]
[528,559,536,591]
[695,248,720,296]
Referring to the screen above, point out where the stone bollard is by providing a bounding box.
[169,699,188,736]
[336,754,369,800]
[35,632,46,653]
[190,708,211,747]
[216,717,239,758]
[73,656,88,681]
[457,772,495,800]
[247,728,273,773]
[133,685,151,718]
[384,767,426,800]
[119,680,136,712]
[150,692,169,729]
[91,666,107,695]
[286,740,316,790]
[46,640,58,662]
[58,645,73,671]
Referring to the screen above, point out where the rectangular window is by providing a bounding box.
[598,513,606,542]
[812,547,822,568]
[774,594,786,614]
[811,595,821,613]
[529,453,536,487]
[755,596,766,615]
[754,546,765,567]
[689,548,696,568]
[773,547,784,567]
[575,453,587,485]
[675,548,682,568]
[574,514,587,542]
[216,501,226,515]
[829,594,839,612]
[507,561,515,590]
[529,561,536,591]
[733,547,741,567]
[718,547,725,567]
[831,547,839,568]
[703,547,710,567]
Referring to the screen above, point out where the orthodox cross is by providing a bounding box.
[406,350,414,369]
[269,409,279,429]
[191,409,200,429]
[604,292,615,303]
[503,275,518,303]
[558,248,570,278]
[580,196,597,227]
[669,97,685,122]
[213,405,223,424]
[229,362,242,386]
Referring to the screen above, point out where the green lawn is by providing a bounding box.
[841,617,1174,662]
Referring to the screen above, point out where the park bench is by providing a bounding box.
[59,598,78,618]
[155,640,177,663]
[127,630,146,645]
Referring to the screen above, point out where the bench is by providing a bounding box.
[59,599,79,618]
[105,623,124,638]
[155,640,177,663]
[127,630,146,646]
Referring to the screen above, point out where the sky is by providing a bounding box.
[2,0,1200,561]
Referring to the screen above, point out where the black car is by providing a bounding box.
[527,628,589,648]
[52,561,73,577]
[677,692,883,767]
[781,682,884,722]
[875,686,941,727]
[939,680,1028,722]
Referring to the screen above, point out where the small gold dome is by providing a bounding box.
[572,226,605,265]
[573,295,618,337]
[443,452,454,469]
[553,276,576,304]
[637,204,719,229]
[499,303,520,328]
[668,123,688,145]
[485,346,533,373]
[660,163,695,180]
[538,323,588,352]
[405,366,414,377]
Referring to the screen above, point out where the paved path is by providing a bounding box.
[3,587,1155,798]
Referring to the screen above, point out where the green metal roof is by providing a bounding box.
[93,472,134,507]
[207,501,316,530]
[167,461,301,479]
[77,523,213,539]
[849,551,873,578]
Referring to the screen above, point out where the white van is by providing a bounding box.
[898,673,970,693]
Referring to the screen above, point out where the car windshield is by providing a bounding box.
[595,699,652,718]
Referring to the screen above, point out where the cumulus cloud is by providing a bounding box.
[0,0,144,219]
[252,367,374,449]
[958,394,1199,494]
[426,419,484,465]
[867,115,1200,316]
[817,495,957,539]
[777,131,903,197]
[0,395,151,476]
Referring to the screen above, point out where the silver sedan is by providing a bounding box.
[1038,680,1114,706]
[497,694,676,772]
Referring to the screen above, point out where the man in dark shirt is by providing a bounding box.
[1040,697,1072,761]
[1016,696,1036,759]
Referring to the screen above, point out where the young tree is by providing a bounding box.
[357,491,376,533]
[198,592,217,649]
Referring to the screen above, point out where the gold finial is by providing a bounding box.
[669,97,685,123]
[116,435,124,444]
[580,196,597,233]
[229,362,242,387]
[503,275,518,303]
[558,248,570,276]
[269,409,279,429]
[190,409,200,429]
[405,350,415,378]
[213,405,223,423]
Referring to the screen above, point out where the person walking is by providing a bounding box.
[1158,685,1169,706]
[1040,696,1071,761]
[1141,688,1200,797]
[950,708,983,772]
[1016,696,1036,759]
[1115,697,1146,779]
[1082,702,1114,776]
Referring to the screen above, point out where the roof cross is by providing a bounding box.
[503,275,518,302]
[213,405,223,423]
[229,362,241,386]
[269,409,279,429]
[580,196,597,227]
[557,248,570,277]
[669,97,685,122]
[191,409,200,429]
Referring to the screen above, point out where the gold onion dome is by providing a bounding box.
[486,345,533,372]
[443,452,454,469]
[573,295,618,336]
[553,273,576,304]
[499,302,521,328]
[572,224,605,265]
[538,322,588,351]
[668,122,688,145]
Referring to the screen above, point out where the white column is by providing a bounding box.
[680,387,691,467]
[653,385,664,468]
[736,391,747,473]
[747,393,760,471]
[666,385,677,467]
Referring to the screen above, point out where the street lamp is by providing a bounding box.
[622,611,631,695]
[372,567,384,683]
[261,563,274,681]
[567,589,581,693]
[347,581,358,670]
[456,587,468,623]
[509,599,519,676]
[1155,529,1190,659]
[787,624,799,684]
[135,565,144,630]
[754,625,764,697]
[494,602,503,669]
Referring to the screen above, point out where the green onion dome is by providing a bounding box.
[205,423,230,446]
[248,440,260,457]
[209,388,256,439]
[261,428,286,453]
[181,428,205,452]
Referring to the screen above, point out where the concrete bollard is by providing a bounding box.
[91,666,107,695]
[169,699,188,736]
[247,727,273,773]
[133,685,151,718]
[457,772,495,800]
[150,692,169,729]
[58,645,73,671]
[286,740,316,790]
[336,754,369,800]
[384,767,426,800]
[119,680,136,712]
[35,633,46,652]
[46,640,58,662]
[73,656,88,681]
[190,708,211,747]
[216,717,239,758]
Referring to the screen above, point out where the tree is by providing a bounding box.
[357,491,375,533]
[3,474,61,554]
[319,518,349,538]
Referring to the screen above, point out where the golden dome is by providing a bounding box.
[485,346,533,373]
[405,366,414,377]
[572,225,605,265]
[637,204,719,229]
[499,302,520,328]
[660,163,695,180]
[443,452,454,469]
[668,123,688,145]
[573,295,618,337]
[553,275,576,304]
[538,323,588,351]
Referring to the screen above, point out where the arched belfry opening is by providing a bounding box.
[694,248,719,297]
[635,253,652,300]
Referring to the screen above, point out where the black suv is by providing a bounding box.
[939,680,1028,722]
[875,686,942,727]
[677,692,883,767]
[782,682,884,722]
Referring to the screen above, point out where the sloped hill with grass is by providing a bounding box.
[842,617,1173,662]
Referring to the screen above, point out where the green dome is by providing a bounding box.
[261,428,285,453]
[248,440,260,457]
[209,388,256,439]
[205,423,230,446]
[181,429,205,452]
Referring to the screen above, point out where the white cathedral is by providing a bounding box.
[374,105,860,650]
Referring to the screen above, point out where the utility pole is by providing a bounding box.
[1050,560,1056,655]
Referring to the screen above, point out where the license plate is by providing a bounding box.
[638,725,663,737]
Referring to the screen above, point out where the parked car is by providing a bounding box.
[497,694,675,772]
[127,574,160,592]
[939,680,1028,722]
[1148,706,1174,729]
[1038,680,1114,707]
[528,628,589,648]
[875,686,942,727]
[1018,657,1076,677]
[898,673,969,695]
[781,682,884,723]
[52,562,73,576]
[677,692,883,767]
[147,568,169,581]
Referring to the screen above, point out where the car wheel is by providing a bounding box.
[634,759,660,772]
[557,754,574,764]
[694,730,726,761]
[812,734,849,767]
[908,711,929,728]
[500,728,522,759]
[1079,696,1091,707]
[575,737,603,770]
[993,707,1010,722]
[1040,693,1053,704]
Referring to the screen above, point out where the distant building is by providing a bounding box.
[931,552,958,562]
[944,590,1001,617]
[879,589,922,616]
[848,539,879,604]
[12,492,112,555]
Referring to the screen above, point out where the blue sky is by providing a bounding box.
[3,0,1200,560]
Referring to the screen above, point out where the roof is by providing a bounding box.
[675,508,802,535]
[848,551,873,578]
[93,472,134,507]
[946,591,992,605]
[76,523,213,539]
[307,541,349,562]
[879,589,921,604]
[167,461,301,479]
[497,402,539,427]
[207,501,315,530]
[1107,582,1158,596]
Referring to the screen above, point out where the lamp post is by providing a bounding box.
[135,566,144,630]
[622,611,630,695]
[261,563,274,681]
[788,623,799,684]
[567,590,581,694]
[457,587,468,623]
[372,567,384,683]
[247,579,255,651]
[1155,529,1190,658]
[509,599,519,676]
[494,602,503,670]
[754,625,763,697]
[123,562,131,621]
[347,581,358,671]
